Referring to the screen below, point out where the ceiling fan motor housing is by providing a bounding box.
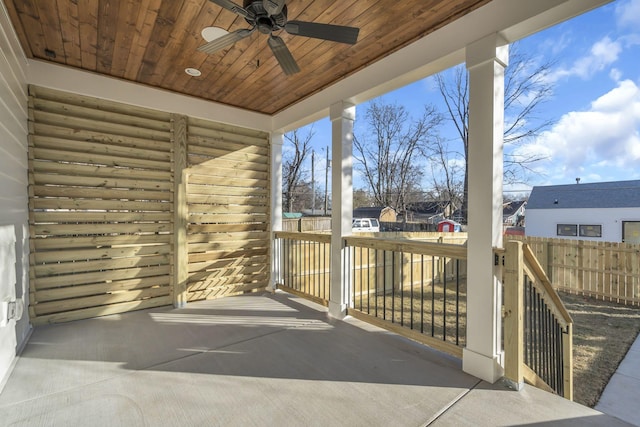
[243,0,287,33]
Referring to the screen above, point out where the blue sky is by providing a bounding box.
[292,0,640,196]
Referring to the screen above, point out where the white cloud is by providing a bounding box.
[548,36,622,82]
[514,79,640,183]
[609,68,623,81]
[615,0,640,29]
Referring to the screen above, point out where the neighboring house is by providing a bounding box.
[404,201,453,224]
[526,180,640,243]
[503,200,526,226]
[353,206,396,223]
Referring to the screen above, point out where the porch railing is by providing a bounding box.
[344,236,467,358]
[272,231,331,305]
[504,240,574,400]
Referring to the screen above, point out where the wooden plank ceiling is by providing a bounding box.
[5,0,491,115]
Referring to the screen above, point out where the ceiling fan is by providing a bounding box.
[198,0,360,75]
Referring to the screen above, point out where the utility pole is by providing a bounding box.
[311,150,316,214]
[324,146,330,215]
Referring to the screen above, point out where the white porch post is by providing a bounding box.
[329,101,355,318]
[268,132,284,292]
[463,33,509,383]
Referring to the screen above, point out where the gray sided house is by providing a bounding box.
[404,201,453,224]
[503,200,526,226]
[526,180,640,243]
[353,206,396,223]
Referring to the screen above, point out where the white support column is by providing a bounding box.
[463,33,509,383]
[329,101,355,318]
[268,132,284,292]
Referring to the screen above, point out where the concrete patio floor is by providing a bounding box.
[0,291,630,426]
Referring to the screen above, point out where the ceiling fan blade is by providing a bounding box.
[268,36,300,75]
[285,21,359,44]
[197,29,253,54]
[208,0,253,19]
[262,0,285,16]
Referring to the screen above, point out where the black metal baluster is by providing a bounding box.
[375,249,378,318]
[536,290,541,377]
[400,250,404,326]
[431,255,435,338]
[528,280,535,367]
[531,284,537,375]
[551,314,557,392]
[420,254,425,334]
[524,280,530,366]
[443,256,448,342]
[392,251,396,323]
[559,326,566,397]
[367,247,371,314]
[359,246,363,311]
[383,250,387,320]
[543,302,549,385]
[455,259,460,346]
[410,253,414,330]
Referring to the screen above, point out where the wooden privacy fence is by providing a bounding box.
[512,236,640,306]
[282,217,332,232]
[28,86,270,324]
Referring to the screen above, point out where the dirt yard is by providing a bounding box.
[560,292,640,407]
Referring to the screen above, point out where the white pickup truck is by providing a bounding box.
[352,218,380,232]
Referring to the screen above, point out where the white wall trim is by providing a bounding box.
[27,59,273,132]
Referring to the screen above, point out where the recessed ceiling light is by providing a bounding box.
[201,26,229,42]
[185,68,202,77]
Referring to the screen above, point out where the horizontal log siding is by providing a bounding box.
[28,86,174,324]
[186,118,270,301]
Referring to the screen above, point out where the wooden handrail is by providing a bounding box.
[273,231,332,243]
[343,235,467,259]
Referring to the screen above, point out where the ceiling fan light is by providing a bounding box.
[201,26,229,42]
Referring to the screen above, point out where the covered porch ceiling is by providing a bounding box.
[5,0,492,116]
[4,0,611,132]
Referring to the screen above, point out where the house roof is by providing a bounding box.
[527,180,640,210]
[503,200,526,217]
[406,201,449,215]
[353,207,392,218]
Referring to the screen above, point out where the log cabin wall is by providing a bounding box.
[28,85,271,324]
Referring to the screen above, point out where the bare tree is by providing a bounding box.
[283,127,314,212]
[434,42,554,222]
[285,181,322,212]
[353,188,374,208]
[427,136,464,215]
[353,101,442,217]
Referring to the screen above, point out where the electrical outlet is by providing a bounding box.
[7,301,16,320]
[0,300,23,327]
